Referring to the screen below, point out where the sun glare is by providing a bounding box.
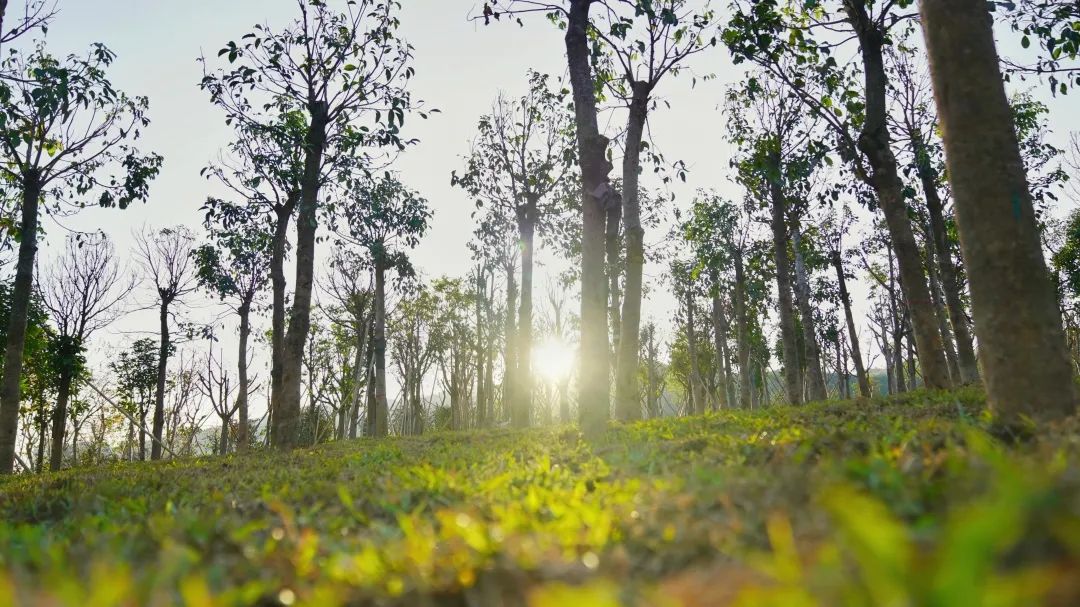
[533,338,575,382]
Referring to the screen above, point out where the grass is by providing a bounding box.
[1,388,1079,606]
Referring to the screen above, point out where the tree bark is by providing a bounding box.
[151,300,170,460]
[768,166,802,405]
[921,0,1077,422]
[615,86,649,421]
[832,251,871,397]
[791,222,827,401]
[0,172,40,474]
[269,193,297,446]
[276,102,328,450]
[373,264,389,437]
[844,0,951,390]
[48,366,74,471]
[734,249,752,408]
[566,0,612,434]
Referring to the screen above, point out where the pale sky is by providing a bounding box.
[25,0,1080,418]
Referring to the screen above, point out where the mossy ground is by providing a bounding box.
[2,389,1080,606]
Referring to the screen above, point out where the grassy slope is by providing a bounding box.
[1,389,1079,606]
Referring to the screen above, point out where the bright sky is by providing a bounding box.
[27,0,1080,415]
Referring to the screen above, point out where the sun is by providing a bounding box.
[533,338,575,382]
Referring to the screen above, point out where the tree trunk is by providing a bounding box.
[236,301,251,452]
[276,102,328,450]
[49,368,74,471]
[606,196,622,371]
[269,194,296,446]
[0,172,40,474]
[615,86,649,421]
[711,291,731,409]
[791,222,827,401]
[503,263,518,423]
[373,264,389,437]
[734,250,752,408]
[218,416,229,456]
[685,290,702,415]
[151,300,170,460]
[566,0,612,434]
[845,0,951,390]
[921,0,1077,421]
[915,148,980,384]
[474,269,486,429]
[926,247,961,382]
[768,166,802,405]
[352,323,374,439]
[515,211,535,428]
[832,251,871,397]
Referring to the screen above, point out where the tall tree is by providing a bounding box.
[195,208,271,453]
[452,71,575,428]
[135,226,198,460]
[40,234,132,471]
[340,174,431,437]
[0,42,160,474]
[204,0,421,449]
[921,0,1077,422]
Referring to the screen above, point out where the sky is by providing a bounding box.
[23,0,1080,419]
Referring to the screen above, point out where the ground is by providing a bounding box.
[1,389,1080,606]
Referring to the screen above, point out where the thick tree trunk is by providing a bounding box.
[768,168,802,404]
[916,152,980,384]
[615,87,649,421]
[515,211,535,428]
[373,264,389,437]
[921,0,1077,421]
[276,103,328,450]
[0,173,40,474]
[734,250,752,408]
[151,301,170,460]
[832,251,871,397]
[269,195,296,445]
[845,0,950,390]
[236,301,251,452]
[791,222,827,401]
[566,0,612,433]
[49,369,74,471]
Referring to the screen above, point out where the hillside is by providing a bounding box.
[1,389,1079,606]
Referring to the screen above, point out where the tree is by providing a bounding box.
[325,251,374,439]
[921,0,1077,423]
[40,234,132,470]
[452,71,575,428]
[135,226,198,460]
[197,342,238,456]
[195,205,271,453]
[340,174,431,437]
[110,338,160,461]
[0,42,161,474]
[203,0,422,449]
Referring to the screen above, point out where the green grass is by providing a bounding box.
[1,388,1079,606]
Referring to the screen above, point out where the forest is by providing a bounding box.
[0,0,1079,605]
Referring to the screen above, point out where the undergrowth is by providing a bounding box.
[1,387,1079,606]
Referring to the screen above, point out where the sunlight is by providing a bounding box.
[533,338,575,382]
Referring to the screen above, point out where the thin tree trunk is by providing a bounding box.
[926,246,961,382]
[685,290,705,415]
[768,167,802,404]
[151,301,170,460]
[921,0,1077,421]
[0,173,41,474]
[845,0,950,390]
[515,211,535,428]
[276,104,328,450]
[474,268,486,429]
[711,291,730,409]
[503,263,518,423]
[373,264,389,437]
[615,87,649,421]
[606,197,622,371]
[236,301,251,452]
[832,251,871,397]
[49,370,74,471]
[734,250,752,409]
[791,222,827,401]
[566,0,612,434]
